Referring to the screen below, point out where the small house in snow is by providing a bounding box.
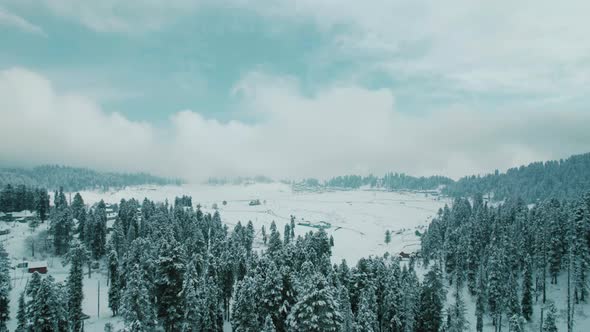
[398,251,411,259]
[27,261,48,274]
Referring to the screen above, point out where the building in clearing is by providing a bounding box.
[27,261,48,274]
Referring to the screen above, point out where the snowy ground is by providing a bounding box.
[4,183,589,331]
[2,220,124,332]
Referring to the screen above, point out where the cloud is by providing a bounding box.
[246,0,590,99]
[0,6,45,35]
[6,0,203,33]
[2,67,589,182]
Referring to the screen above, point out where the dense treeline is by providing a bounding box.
[0,184,50,219]
[421,191,590,331]
[0,165,182,191]
[443,152,590,202]
[206,175,274,186]
[303,173,453,191]
[305,152,590,204]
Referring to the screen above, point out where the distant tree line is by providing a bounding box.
[443,152,590,203]
[300,173,453,191]
[308,152,590,204]
[0,165,182,192]
[206,175,274,186]
[0,184,50,220]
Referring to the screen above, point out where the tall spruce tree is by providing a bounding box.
[65,240,87,331]
[108,249,121,316]
[121,266,157,331]
[0,243,11,331]
[415,267,445,332]
[287,270,342,332]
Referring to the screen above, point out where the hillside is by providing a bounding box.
[443,152,590,202]
[0,165,181,191]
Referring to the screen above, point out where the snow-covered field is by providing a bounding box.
[77,183,447,263]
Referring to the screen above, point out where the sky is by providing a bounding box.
[1,0,589,182]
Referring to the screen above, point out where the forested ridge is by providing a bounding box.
[442,152,590,203]
[0,165,181,191]
[307,152,590,204]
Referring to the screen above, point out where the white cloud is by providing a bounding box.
[247,0,590,98]
[5,0,203,33]
[2,68,589,182]
[0,6,44,35]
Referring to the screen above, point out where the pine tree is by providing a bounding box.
[287,274,342,332]
[51,206,74,255]
[268,221,282,254]
[355,284,378,332]
[232,276,263,331]
[385,230,392,245]
[108,249,121,316]
[91,203,108,259]
[415,267,445,332]
[338,286,354,332]
[475,264,486,332]
[509,314,525,332]
[542,302,558,332]
[446,289,468,332]
[35,188,50,222]
[0,243,11,331]
[121,267,157,331]
[31,276,60,332]
[522,255,534,321]
[262,315,277,332]
[506,272,521,319]
[65,240,87,331]
[181,260,201,332]
[155,237,186,331]
[16,292,26,332]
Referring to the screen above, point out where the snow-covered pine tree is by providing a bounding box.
[415,266,445,332]
[446,289,468,332]
[31,276,60,332]
[506,272,521,320]
[261,260,283,325]
[121,266,157,331]
[15,292,26,332]
[71,192,86,234]
[509,314,525,332]
[268,221,283,254]
[51,206,74,255]
[232,276,263,331]
[338,285,354,332]
[475,263,486,332]
[181,260,201,332]
[65,240,87,331]
[286,274,342,332]
[155,237,186,331]
[572,201,590,303]
[521,255,534,321]
[262,315,277,332]
[107,249,121,316]
[0,243,11,331]
[541,301,558,332]
[354,284,378,332]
